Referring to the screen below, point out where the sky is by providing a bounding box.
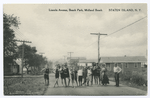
[3,4,147,60]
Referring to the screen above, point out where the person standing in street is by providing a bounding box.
[114,63,122,87]
[93,65,97,84]
[60,65,65,86]
[54,65,60,88]
[97,65,101,85]
[94,65,99,85]
[87,67,92,86]
[82,65,87,86]
[41,66,50,86]
[74,66,78,86]
[78,66,83,86]
[70,66,75,88]
[101,64,109,85]
[64,64,70,87]
[91,63,95,85]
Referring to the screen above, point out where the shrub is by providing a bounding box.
[121,74,131,81]
[131,74,147,86]
[106,71,114,77]
[121,73,147,86]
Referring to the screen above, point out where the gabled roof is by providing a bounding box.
[78,56,147,63]
[67,57,86,60]
[79,59,97,63]
[101,56,147,63]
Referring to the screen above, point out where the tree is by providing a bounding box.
[17,44,37,74]
[4,13,20,68]
[17,44,48,74]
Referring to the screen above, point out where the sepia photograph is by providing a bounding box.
[3,3,147,96]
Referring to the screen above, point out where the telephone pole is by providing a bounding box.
[14,40,32,77]
[68,52,73,66]
[68,52,73,59]
[90,33,107,66]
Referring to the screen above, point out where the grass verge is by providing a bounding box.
[4,77,48,95]
[119,80,147,91]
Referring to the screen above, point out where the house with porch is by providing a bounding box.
[4,58,22,75]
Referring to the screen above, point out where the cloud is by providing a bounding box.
[3,4,147,60]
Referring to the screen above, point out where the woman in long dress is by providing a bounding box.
[101,64,109,85]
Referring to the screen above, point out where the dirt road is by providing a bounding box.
[44,74,147,95]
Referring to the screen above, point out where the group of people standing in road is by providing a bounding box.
[42,63,122,88]
[53,63,116,88]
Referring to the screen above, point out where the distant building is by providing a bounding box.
[67,57,86,66]
[67,57,86,60]
[78,59,97,67]
[4,58,22,75]
[78,56,147,75]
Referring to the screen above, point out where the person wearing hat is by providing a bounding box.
[114,63,122,87]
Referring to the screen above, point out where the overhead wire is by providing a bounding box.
[85,16,147,49]
[12,25,47,55]
[77,16,147,57]
[100,16,147,40]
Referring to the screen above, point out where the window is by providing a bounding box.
[124,63,128,68]
[134,63,138,68]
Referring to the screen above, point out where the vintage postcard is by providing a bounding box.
[3,4,147,96]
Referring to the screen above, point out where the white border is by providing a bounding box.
[1,0,149,98]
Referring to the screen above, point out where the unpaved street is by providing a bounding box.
[44,74,147,95]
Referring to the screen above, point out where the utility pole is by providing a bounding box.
[68,52,73,60]
[14,40,32,78]
[90,33,107,66]
[68,52,73,66]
